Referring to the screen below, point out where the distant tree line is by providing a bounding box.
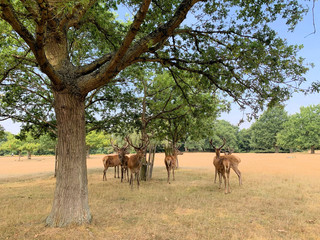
[1,104,319,156]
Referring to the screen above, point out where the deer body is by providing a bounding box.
[213,155,242,186]
[210,139,242,194]
[127,151,144,188]
[111,140,130,183]
[125,136,149,189]
[164,148,183,184]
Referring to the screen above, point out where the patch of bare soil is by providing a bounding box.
[0,152,319,180]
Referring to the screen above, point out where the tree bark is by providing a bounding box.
[46,90,91,227]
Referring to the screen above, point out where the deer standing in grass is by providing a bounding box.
[111,140,130,182]
[125,135,149,189]
[102,154,121,181]
[210,138,242,193]
[164,146,183,184]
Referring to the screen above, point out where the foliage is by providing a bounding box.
[277,105,320,152]
[0,125,4,140]
[237,128,253,152]
[86,130,112,154]
[0,132,21,154]
[249,105,288,152]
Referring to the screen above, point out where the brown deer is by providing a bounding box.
[111,140,130,182]
[210,138,242,193]
[102,154,121,181]
[164,146,183,184]
[125,135,149,189]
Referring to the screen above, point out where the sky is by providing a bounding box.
[1,1,319,134]
[221,2,320,129]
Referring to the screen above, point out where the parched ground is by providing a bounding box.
[0,151,320,180]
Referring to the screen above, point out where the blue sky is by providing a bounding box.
[1,2,319,134]
[221,2,320,129]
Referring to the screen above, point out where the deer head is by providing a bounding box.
[224,147,234,155]
[111,139,129,165]
[125,135,149,156]
[210,138,226,158]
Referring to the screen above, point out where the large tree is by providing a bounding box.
[0,0,309,227]
[277,105,320,153]
[249,105,288,152]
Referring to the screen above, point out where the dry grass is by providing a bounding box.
[1,162,320,240]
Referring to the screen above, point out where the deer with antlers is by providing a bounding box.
[125,135,149,189]
[210,138,242,193]
[111,140,130,182]
[164,146,183,184]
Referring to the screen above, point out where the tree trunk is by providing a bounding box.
[86,145,90,158]
[148,144,156,180]
[140,155,148,181]
[311,145,315,154]
[54,145,58,178]
[28,151,31,159]
[46,91,91,227]
[274,146,279,153]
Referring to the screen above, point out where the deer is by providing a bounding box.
[125,135,150,189]
[164,146,183,184]
[111,140,130,182]
[210,138,242,194]
[102,154,121,181]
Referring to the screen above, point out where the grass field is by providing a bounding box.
[0,152,320,239]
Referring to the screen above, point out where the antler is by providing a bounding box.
[210,138,226,150]
[125,135,135,148]
[110,139,119,151]
[209,139,215,150]
[219,138,226,150]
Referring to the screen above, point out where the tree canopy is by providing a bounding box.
[277,105,320,153]
[249,105,288,152]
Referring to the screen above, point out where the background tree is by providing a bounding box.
[237,128,253,153]
[209,120,239,152]
[86,131,111,157]
[0,0,309,227]
[0,132,22,159]
[37,134,57,155]
[0,125,4,140]
[250,106,288,152]
[277,105,320,154]
[18,132,40,159]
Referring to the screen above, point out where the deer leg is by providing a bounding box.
[121,167,123,182]
[136,172,140,189]
[218,172,222,189]
[232,166,242,186]
[117,165,120,178]
[130,172,134,189]
[214,168,218,183]
[165,162,170,184]
[221,173,226,193]
[103,167,108,181]
[226,168,230,194]
[126,168,129,182]
[172,167,175,181]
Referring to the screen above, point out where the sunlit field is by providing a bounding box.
[0,152,320,240]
